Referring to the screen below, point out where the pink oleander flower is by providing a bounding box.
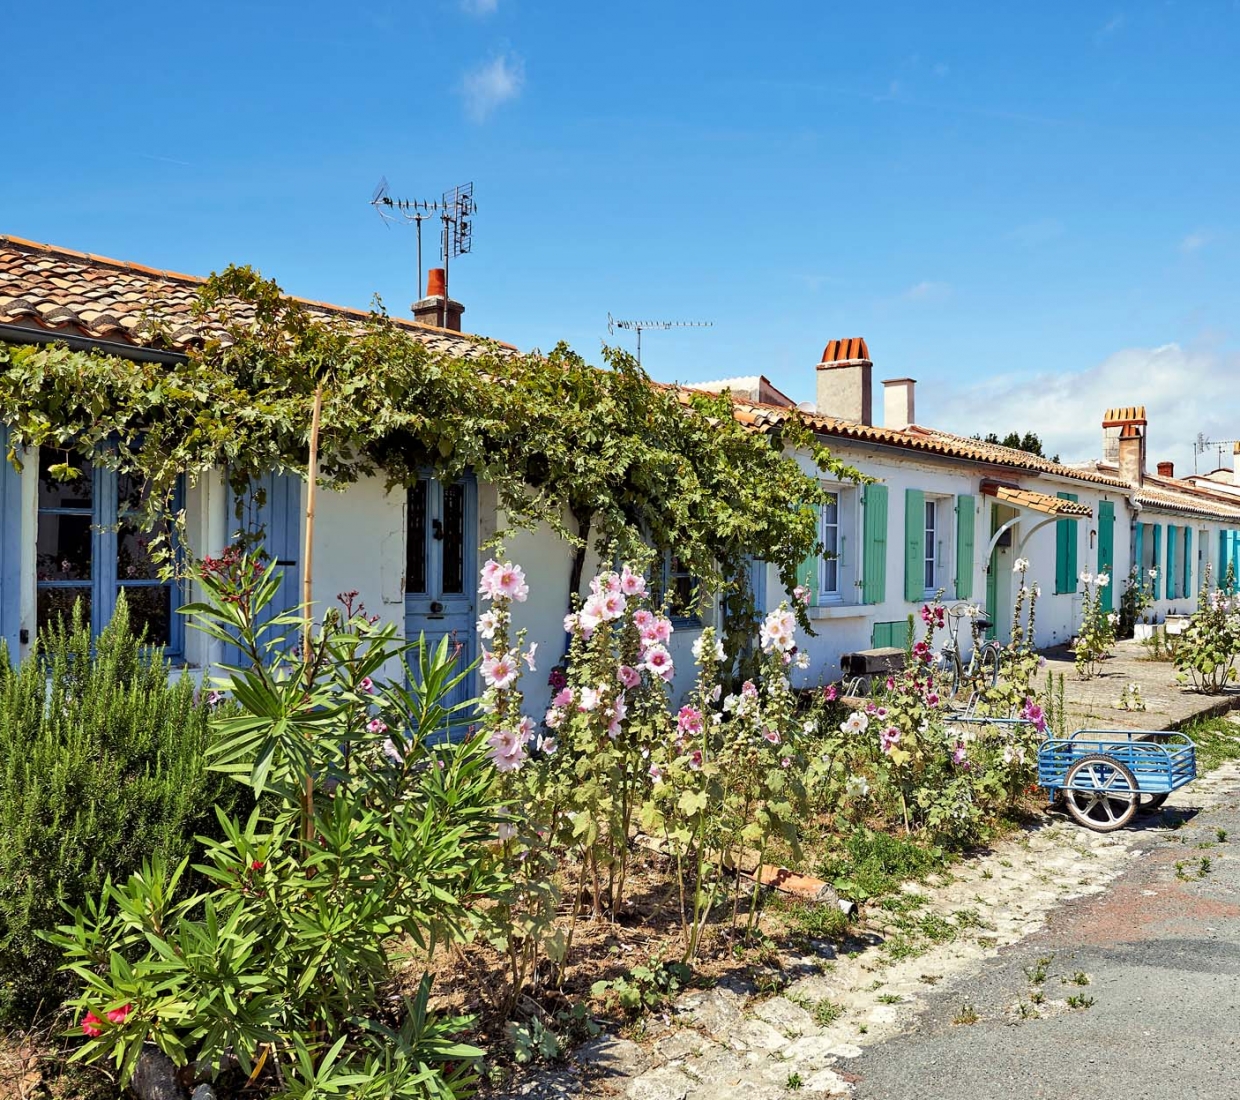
[642,644,674,681]
[359,676,375,694]
[620,567,647,597]
[106,1004,133,1026]
[81,1011,104,1037]
[677,705,704,735]
[632,608,655,631]
[553,687,574,707]
[618,664,641,689]
[366,717,388,735]
[522,643,538,671]
[481,651,519,690]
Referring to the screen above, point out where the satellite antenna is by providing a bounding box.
[606,313,712,367]
[370,178,476,325]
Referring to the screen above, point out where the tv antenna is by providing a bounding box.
[1192,432,1240,474]
[370,178,476,327]
[606,313,712,367]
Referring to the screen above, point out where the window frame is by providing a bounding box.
[658,550,701,625]
[821,489,842,598]
[36,454,185,658]
[921,493,954,598]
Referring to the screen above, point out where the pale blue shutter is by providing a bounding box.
[1166,525,1178,600]
[0,428,21,663]
[1183,527,1193,599]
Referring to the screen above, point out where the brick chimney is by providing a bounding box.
[412,268,464,331]
[882,377,916,431]
[816,338,873,425]
[1157,461,1174,478]
[1118,424,1144,486]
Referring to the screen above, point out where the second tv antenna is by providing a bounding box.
[607,314,712,366]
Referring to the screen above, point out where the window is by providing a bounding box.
[821,491,841,596]
[36,451,182,654]
[656,552,699,622]
[924,500,938,592]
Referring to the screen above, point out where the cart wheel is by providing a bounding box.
[1062,754,1139,832]
[1138,792,1170,814]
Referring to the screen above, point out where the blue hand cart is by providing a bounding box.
[1037,729,1197,832]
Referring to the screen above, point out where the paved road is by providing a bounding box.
[849,786,1240,1100]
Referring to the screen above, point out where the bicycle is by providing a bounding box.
[941,602,1003,699]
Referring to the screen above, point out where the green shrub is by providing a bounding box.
[0,596,239,1020]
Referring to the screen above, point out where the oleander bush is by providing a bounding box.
[0,595,240,1022]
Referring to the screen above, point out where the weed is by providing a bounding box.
[1024,955,1054,984]
[1201,856,1213,876]
[867,980,884,991]
[1029,990,1045,1005]
[783,901,850,941]
[1064,972,1090,987]
[877,993,902,1004]
[916,913,959,944]
[1066,994,1095,1010]
[1017,1000,1039,1020]
[981,869,994,880]
[813,1000,844,1027]
[950,908,989,931]
[857,1023,868,1034]
[1217,828,1229,843]
[592,959,692,1016]
[876,892,929,915]
[816,827,946,903]
[919,974,942,985]
[953,1004,980,1025]
[786,1071,803,1091]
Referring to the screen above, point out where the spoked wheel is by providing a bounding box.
[1062,754,1139,832]
[1138,792,1170,814]
[981,644,1002,688]
[949,659,964,699]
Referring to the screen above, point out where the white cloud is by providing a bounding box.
[923,342,1240,475]
[460,53,525,123]
[460,0,500,14]
[1006,217,1065,247]
[903,280,952,302]
[1180,231,1210,254]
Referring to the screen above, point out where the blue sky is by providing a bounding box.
[6,1,1240,472]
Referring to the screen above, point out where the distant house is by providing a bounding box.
[4,235,1239,717]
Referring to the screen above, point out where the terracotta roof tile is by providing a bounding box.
[0,234,516,361]
[981,483,1092,517]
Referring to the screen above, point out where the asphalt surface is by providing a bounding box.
[849,787,1240,1100]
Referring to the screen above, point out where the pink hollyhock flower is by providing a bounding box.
[522,643,538,671]
[607,718,622,739]
[600,591,627,620]
[477,611,499,639]
[366,717,388,735]
[497,822,517,841]
[544,707,564,729]
[618,664,641,689]
[926,691,940,707]
[642,644,675,681]
[82,1011,104,1038]
[488,729,527,773]
[480,561,529,603]
[632,608,655,632]
[537,733,558,755]
[677,705,703,735]
[824,683,838,702]
[479,559,501,595]
[383,738,403,763]
[620,567,647,597]
[711,683,722,702]
[481,651,519,690]
[651,617,674,643]
[517,715,536,743]
[886,677,896,690]
[359,676,375,694]
[579,686,602,712]
[741,680,758,698]
[793,585,810,605]
[563,612,579,633]
[553,687,574,707]
[880,726,901,754]
[649,763,663,783]
[106,1004,133,1026]
[781,756,792,768]
[763,728,782,745]
[687,749,703,770]
[952,743,968,766]
[611,694,628,723]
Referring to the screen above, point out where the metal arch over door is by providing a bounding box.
[405,475,477,719]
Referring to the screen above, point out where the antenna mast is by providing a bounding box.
[371,178,476,325]
[606,313,713,367]
[1193,433,1240,475]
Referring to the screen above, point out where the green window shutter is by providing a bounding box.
[1135,523,1145,586]
[871,620,910,649]
[1055,492,1079,593]
[955,494,975,600]
[904,488,926,603]
[797,503,822,605]
[871,622,890,648]
[1183,527,1193,598]
[1097,500,1115,611]
[862,483,888,604]
[1151,524,1163,600]
[1167,525,1178,600]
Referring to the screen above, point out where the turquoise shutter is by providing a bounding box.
[955,494,975,600]
[0,427,20,663]
[1055,492,1079,593]
[1151,525,1163,600]
[1183,527,1193,599]
[861,483,888,604]
[904,488,926,602]
[1097,500,1115,611]
[872,620,911,650]
[1135,523,1145,587]
[1220,529,1231,590]
[798,504,821,605]
[1166,526,1178,600]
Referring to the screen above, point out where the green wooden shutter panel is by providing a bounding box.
[1097,500,1115,611]
[1183,527,1193,599]
[871,620,910,650]
[798,503,822,605]
[1135,523,1145,588]
[862,483,888,604]
[1166,525,1178,600]
[904,489,926,603]
[955,494,975,600]
[1151,524,1163,600]
[1055,492,1079,593]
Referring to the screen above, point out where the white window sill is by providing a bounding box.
[809,603,869,621]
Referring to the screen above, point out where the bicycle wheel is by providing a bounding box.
[981,644,1002,688]
[949,656,964,698]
